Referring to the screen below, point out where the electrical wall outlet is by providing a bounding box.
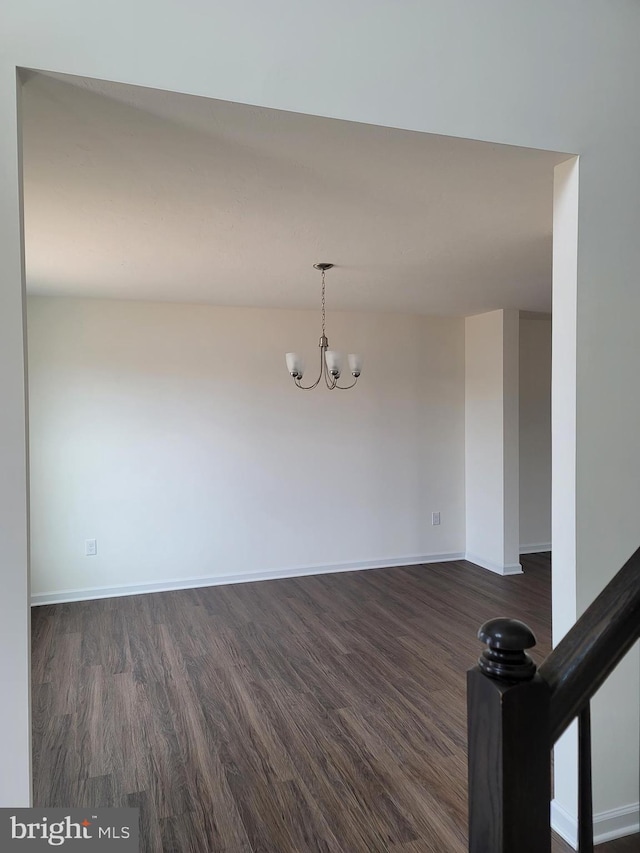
[431,512,441,526]
[85,539,97,556]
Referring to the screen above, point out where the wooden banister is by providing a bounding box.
[467,545,640,852]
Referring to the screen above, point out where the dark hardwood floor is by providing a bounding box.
[31,554,637,852]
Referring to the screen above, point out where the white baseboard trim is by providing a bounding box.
[464,552,523,576]
[552,798,639,848]
[594,802,639,844]
[520,542,552,554]
[551,799,578,848]
[30,551,466,606]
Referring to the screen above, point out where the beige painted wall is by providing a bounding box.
[519,314,552,550]
[27,297,466,598]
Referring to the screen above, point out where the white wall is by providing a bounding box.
[0,70,31,808]
[519,313,552,551]
[2,0,640,831]
[465,309,520,574]
[27,297,465,599]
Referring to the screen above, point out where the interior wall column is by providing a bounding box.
[550,157,580,845]
[465,308,521,575]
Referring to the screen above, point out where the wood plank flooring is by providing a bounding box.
[31,555,637,852]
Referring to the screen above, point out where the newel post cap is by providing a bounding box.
[477,617,537,682]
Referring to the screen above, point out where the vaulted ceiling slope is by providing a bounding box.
[21,71,569,315]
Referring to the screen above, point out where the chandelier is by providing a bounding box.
[285,263,362,390]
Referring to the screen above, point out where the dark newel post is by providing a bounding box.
[467,618,551,853]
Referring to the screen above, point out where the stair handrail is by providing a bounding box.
[539,545,640,744]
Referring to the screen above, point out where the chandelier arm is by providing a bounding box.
[294,372,322,390]
[294,345,326,389]
[335,376,359,390]
[293,353,324,390]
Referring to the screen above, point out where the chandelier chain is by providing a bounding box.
[321,269,326,337]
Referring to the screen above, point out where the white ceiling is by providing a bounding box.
[21,71,569,315]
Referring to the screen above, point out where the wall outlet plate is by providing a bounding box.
[432,512,441,526]
[85,539,97,556]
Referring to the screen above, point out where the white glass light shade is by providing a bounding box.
[348,353,362,377]
[325,350,343,377]
[285,352,304,377]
